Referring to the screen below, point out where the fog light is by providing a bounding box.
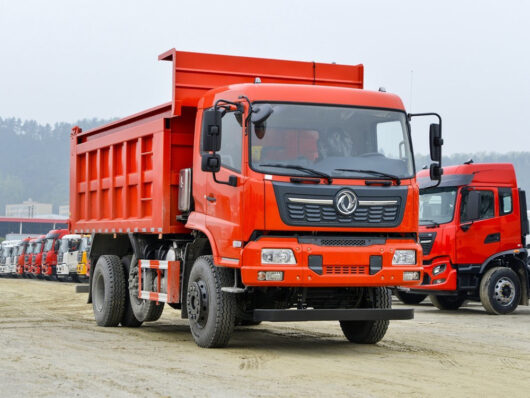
[265,271,284,281]
[433,264,446,275]
[392,250,416,265]
[261,249,296,265]
[257,271,266,281]
[433,278,446,284]
[403,271,420,281]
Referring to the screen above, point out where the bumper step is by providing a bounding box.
[254,308,414,322]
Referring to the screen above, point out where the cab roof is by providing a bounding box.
[417,163,517,188]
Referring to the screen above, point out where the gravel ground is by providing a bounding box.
[0,277,529,397]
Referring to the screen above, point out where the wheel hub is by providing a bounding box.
[187,280,209,327]
[494,277,515,305]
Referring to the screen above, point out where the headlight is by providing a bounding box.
[433,264,446,275]
[392,250,416,265]
[261,249,296,265]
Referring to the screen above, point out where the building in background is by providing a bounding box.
[0,217,68,239]
[5,199,53,218]
[59,205,69,218]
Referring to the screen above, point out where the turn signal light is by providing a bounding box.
[257,271,284,281]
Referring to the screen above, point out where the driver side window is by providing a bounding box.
[460,189,495,222]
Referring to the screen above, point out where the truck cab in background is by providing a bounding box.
[0,241,19,275]
[76,235,91,282]
[397,163,529,314]
[16,237,31,277]
[24,239,37,276]
[41,229,69,280]
[56,234,82,281]
[30,235,47,278]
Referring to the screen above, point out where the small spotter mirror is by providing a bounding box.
[251,104,273,125]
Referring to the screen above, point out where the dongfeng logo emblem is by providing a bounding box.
[335,189,358,215]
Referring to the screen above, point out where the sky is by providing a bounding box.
[0,0,529,155]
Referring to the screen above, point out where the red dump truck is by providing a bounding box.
[396,163,530,314]
[71,50,443,347]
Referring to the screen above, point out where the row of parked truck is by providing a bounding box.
[0,231,91,282]
[2,49,529,348]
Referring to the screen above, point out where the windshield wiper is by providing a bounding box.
[420,219,440,228]
[260,164,332,184]
[334,168,401,185]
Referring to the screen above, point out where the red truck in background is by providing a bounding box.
[396,162,530,314]
[30,234,46,278]
[16,237,31,276]
[70,50,444,347]
[41,229,69,280]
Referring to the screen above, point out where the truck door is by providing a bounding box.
[455,187,500,264]
[205,110,245,261]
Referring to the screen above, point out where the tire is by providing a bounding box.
[187,255,236,348]
[394,289,427,305]
[120,256,143,327]
[92,255,126,327]
[340,287,391,344]
[480,267,521,315]
[429,294,466,310]
[127,255,164,322]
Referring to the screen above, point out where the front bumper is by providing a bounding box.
[240,237,423,287]
[406,257,457,292]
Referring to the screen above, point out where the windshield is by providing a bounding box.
[34,242,42,253]
[26,245,34,255]
[420,187,458,225]
[60,239,69,253]
[250,103,414,179]
[17,245,25,255]
[80,237,91,252]
[43,238,54,252]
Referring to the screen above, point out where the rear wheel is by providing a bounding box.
[480,267,521,315]
[394,289,427,305]
[92,255,126,326]
[429,294,466,310]
[127,255,164,322]
[120,256,143,327]
[187,255,236,348]
[340,287,391,344]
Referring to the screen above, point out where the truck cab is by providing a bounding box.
[400,163,529,314]
[76,235,91,282]
[56,234,82,281]
[30,235,46,277]
[0,241,19,275]
[41,229,69,279]
[16,237,31,276]
[24,239,38,275]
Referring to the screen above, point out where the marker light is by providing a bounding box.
[392,250,416,265]
[261,249,296,265]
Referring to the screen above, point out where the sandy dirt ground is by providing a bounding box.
[0,278,529,398]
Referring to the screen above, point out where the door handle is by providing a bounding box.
[206,195,216,202]
[484,233,500,244]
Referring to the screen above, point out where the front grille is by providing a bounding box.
[320,238,367,246]
[324,265,367,275]
[419,232,436,256]
[287,203,399,224]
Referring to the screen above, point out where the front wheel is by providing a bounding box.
[187,255,236,348]
[429,294,466,310]
[394,289,427,305]
[340,287,391,344]
[479,267,521,315]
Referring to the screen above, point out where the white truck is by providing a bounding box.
[0,240,21,275]
[56,234,82,281]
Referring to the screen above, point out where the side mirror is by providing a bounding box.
[463,190,480,221]
[201,108,224,152]
[429,123,443,162]
[251,104,273,124]
[430,163,443,181]
[201,153,221,173]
